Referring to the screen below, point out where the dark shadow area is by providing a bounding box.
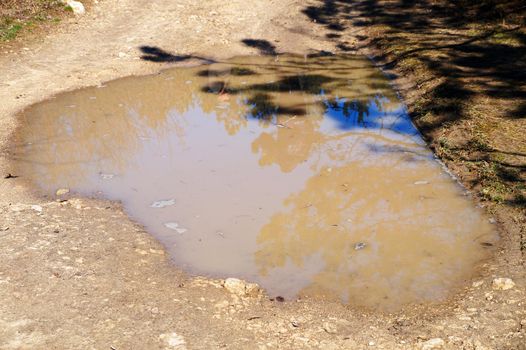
[139,46,216,64]
[196,67,257,77]
[302,0,526,208]
[241,39,278,55]
[139,46,193,63]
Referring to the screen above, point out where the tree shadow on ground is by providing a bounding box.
[241,39,278,55]
[302,0,526,208]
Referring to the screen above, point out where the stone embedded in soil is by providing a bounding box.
[322,322,337,334]
[420,338,445,350]
[472,280,484,288]
[30,205,43,213]
[64,0,86,15]
[492,278,515,290]
[223,278,261,297]
[159,332,186,349]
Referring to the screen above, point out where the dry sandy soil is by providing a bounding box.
[0,0,524,349]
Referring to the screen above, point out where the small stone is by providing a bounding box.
[420,338,445,350]
[31,205,43,212]
[56,188,70,196]
[66,0,85,15]
[322,322,337,334]
[159,332,186,349]
[0,227,8,231]
[354,242,366,250]
[492,278,515,290]
[472,280,484,288]
[368,341,375,346]
[224,278,260,297]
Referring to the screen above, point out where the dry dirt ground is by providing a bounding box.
[0,0,525,349]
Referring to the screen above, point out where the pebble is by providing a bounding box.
[159,332,186,349]
[420,338,445,350]
[492,278,515,290]
[30,205,43,213]
[223,278,260,297]
[322,322,337,334]
[65,0,85,15]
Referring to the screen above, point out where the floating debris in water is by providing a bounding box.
[99,173,115,180]
[354,242,366,250]
[164,222,187,234]
[150,199,176,208]
[414,180,429,185]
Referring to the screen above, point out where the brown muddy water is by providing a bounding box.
[11,54,497,310]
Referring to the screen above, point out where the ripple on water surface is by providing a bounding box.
[12,54,498,310]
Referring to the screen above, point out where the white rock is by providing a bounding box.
[224,278,260,297]
[31,205,43,212]
[492,278,515,290]
[66,0,85,15]
[420,338,445,350]
[159,332,186,349]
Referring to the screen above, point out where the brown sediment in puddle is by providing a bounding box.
[11,54,497,310]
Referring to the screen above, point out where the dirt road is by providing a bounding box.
[0,0,524,349]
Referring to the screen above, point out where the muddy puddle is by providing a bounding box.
[11,54,498,310]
